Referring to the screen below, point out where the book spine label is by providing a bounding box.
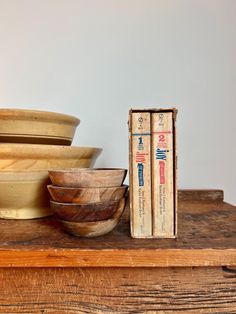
[152,112,174,237]
[130,112,152,237]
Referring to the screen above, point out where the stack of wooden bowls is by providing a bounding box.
[48,168,128,237]
[0,109,102,219]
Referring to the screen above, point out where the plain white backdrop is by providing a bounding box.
[0,0,235,204]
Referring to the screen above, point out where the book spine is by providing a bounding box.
[130,112,152,238]
[152,111,174,237]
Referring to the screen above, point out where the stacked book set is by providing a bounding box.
[129,108,177,238]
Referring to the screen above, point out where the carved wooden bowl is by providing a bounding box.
[58,198,126,237]
[0,108,80,145]
[47,185,128,204]
[48,168,127,188]
[50,199,122,222]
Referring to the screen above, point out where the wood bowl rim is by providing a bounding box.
[48,168,127,174]
[47,184,128,191]
[50,198,122,208]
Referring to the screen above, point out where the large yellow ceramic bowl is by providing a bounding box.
[0,144,102,171]
[0,145,102,219]
[0,171,51,219]
[0,108,80,145]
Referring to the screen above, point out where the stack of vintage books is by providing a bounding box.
[129,108,177,238]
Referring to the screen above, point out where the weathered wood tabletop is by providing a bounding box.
[0,189,235,313]
[0,189,235,267]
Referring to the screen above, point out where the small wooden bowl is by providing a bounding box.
[48,168,127,188]
[58,198,126,237]
[47,185,128,204]
[50,199,121,222]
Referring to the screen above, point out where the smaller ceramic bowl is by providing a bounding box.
[0,171,51,219]
[50,199,122,222]
[48,168,127,188]
[0,108,80,145]
[58,198,126,237]
[47,184,128,204]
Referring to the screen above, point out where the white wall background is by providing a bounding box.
[0,0,235,204]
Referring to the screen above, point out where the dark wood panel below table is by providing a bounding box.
[0,267,235,313]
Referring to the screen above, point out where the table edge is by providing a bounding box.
[0,248,235,267]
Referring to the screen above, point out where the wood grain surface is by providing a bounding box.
[0,190,235,313]
[58,198,126,238]
[47,184,128,204]
[48,168,127,188]
[0,190,235,267]
[0,267,235,313]
[50,199,121,222]
[178,189,224,201]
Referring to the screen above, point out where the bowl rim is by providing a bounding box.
[47,184,128,191]
[0,108,80,125]
[50,198,122,207]
[48,168,127,173]
[0,144,102,158]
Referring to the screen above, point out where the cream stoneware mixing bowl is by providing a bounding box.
[0,171,51,219]
[0,108,80,145]
[0,144,102,171]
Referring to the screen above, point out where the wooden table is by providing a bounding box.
[0,190,235,313]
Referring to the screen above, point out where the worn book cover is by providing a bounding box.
[129,111,152,238]
[152,111,175,237]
